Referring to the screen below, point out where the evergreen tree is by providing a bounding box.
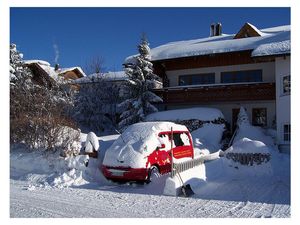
[118,34,163,130]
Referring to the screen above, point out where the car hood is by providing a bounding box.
[103,142,147,168]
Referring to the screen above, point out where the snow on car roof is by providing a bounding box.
[146,107,224,122]
[120,121,188,143]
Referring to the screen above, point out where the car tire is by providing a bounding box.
[146,166,161,184]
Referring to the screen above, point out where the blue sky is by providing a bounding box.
[10,7,290,73]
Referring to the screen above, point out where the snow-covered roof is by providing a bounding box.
[24,60,86,81]
[245,23,267,37]
[251,40,290,57]
[146,107,224,122]
[59,67,86,77]
[24,59,51,67]
[125,24,290,63]
[75,71,127,84]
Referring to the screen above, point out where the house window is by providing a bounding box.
[283,124,291,142]
[221,70,262,83]
[252,108,267,126]
[283,75,290,94]
[179,73,215,86]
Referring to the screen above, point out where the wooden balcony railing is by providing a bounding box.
[154,82,275,105]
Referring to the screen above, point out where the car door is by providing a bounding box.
[171,132,193,159]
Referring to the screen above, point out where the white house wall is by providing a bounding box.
[275,56,291,151]
[166,62,275,86]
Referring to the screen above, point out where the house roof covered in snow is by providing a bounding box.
[74,71,127,84]
[24,60,86,81]
[125,23,290,63]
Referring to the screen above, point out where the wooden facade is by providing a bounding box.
[26,63,54,88]
[154,83,275,105]
[60,69,85,80]
[153,50,274,79]
[234,23,261,39]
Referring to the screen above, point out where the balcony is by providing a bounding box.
[154,82,275,105]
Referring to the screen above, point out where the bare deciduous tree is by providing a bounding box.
[84,56,106,75]
[10,43,80,155]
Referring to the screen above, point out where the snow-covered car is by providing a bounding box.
[101,122,194,182]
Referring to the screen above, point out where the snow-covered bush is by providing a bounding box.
[10,43,79,153]
[118,35,163,130]
[57,126,81,157]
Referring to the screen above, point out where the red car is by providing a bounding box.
[101,122,194,182]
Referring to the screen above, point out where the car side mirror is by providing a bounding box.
[156,143,165,150]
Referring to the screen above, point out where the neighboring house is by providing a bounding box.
[24,60,86,89]
[125,22,290,152]
[75,71,127,86]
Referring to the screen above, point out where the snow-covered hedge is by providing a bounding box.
[146,107,225,132]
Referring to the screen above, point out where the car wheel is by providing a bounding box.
[146,166,161,183]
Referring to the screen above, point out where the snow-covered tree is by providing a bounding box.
[10,43,79,154]
[118,35,163,130]
[73,75,120,133]
[237,106,250,127]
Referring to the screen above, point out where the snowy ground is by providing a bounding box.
[10,132,290,218]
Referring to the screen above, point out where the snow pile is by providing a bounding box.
[10,147,107,189]
[228,138,271,154]
[225,138,273,177]
[84,132,99,153]
[146,107,224,122]
[192,123,225,154]
[233,107,274,146]
[163,164,206,196]
[103,122,188,168]
[234,124,274,147]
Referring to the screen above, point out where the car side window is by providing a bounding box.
[172,132,190,147]
[180,132,190,146]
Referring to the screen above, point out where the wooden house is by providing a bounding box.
[126,22,291,152]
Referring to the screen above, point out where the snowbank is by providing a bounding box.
[163,164,206,196]
[228,138,271,154]
[146,107,224,122]
[10,147,108,189]
[233,124,274,147]
[192,123,225,154]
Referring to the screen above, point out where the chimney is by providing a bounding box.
[54,63,60,71]
[210,22,222,37]
[210,23,215,37]
[216,22,222,36]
